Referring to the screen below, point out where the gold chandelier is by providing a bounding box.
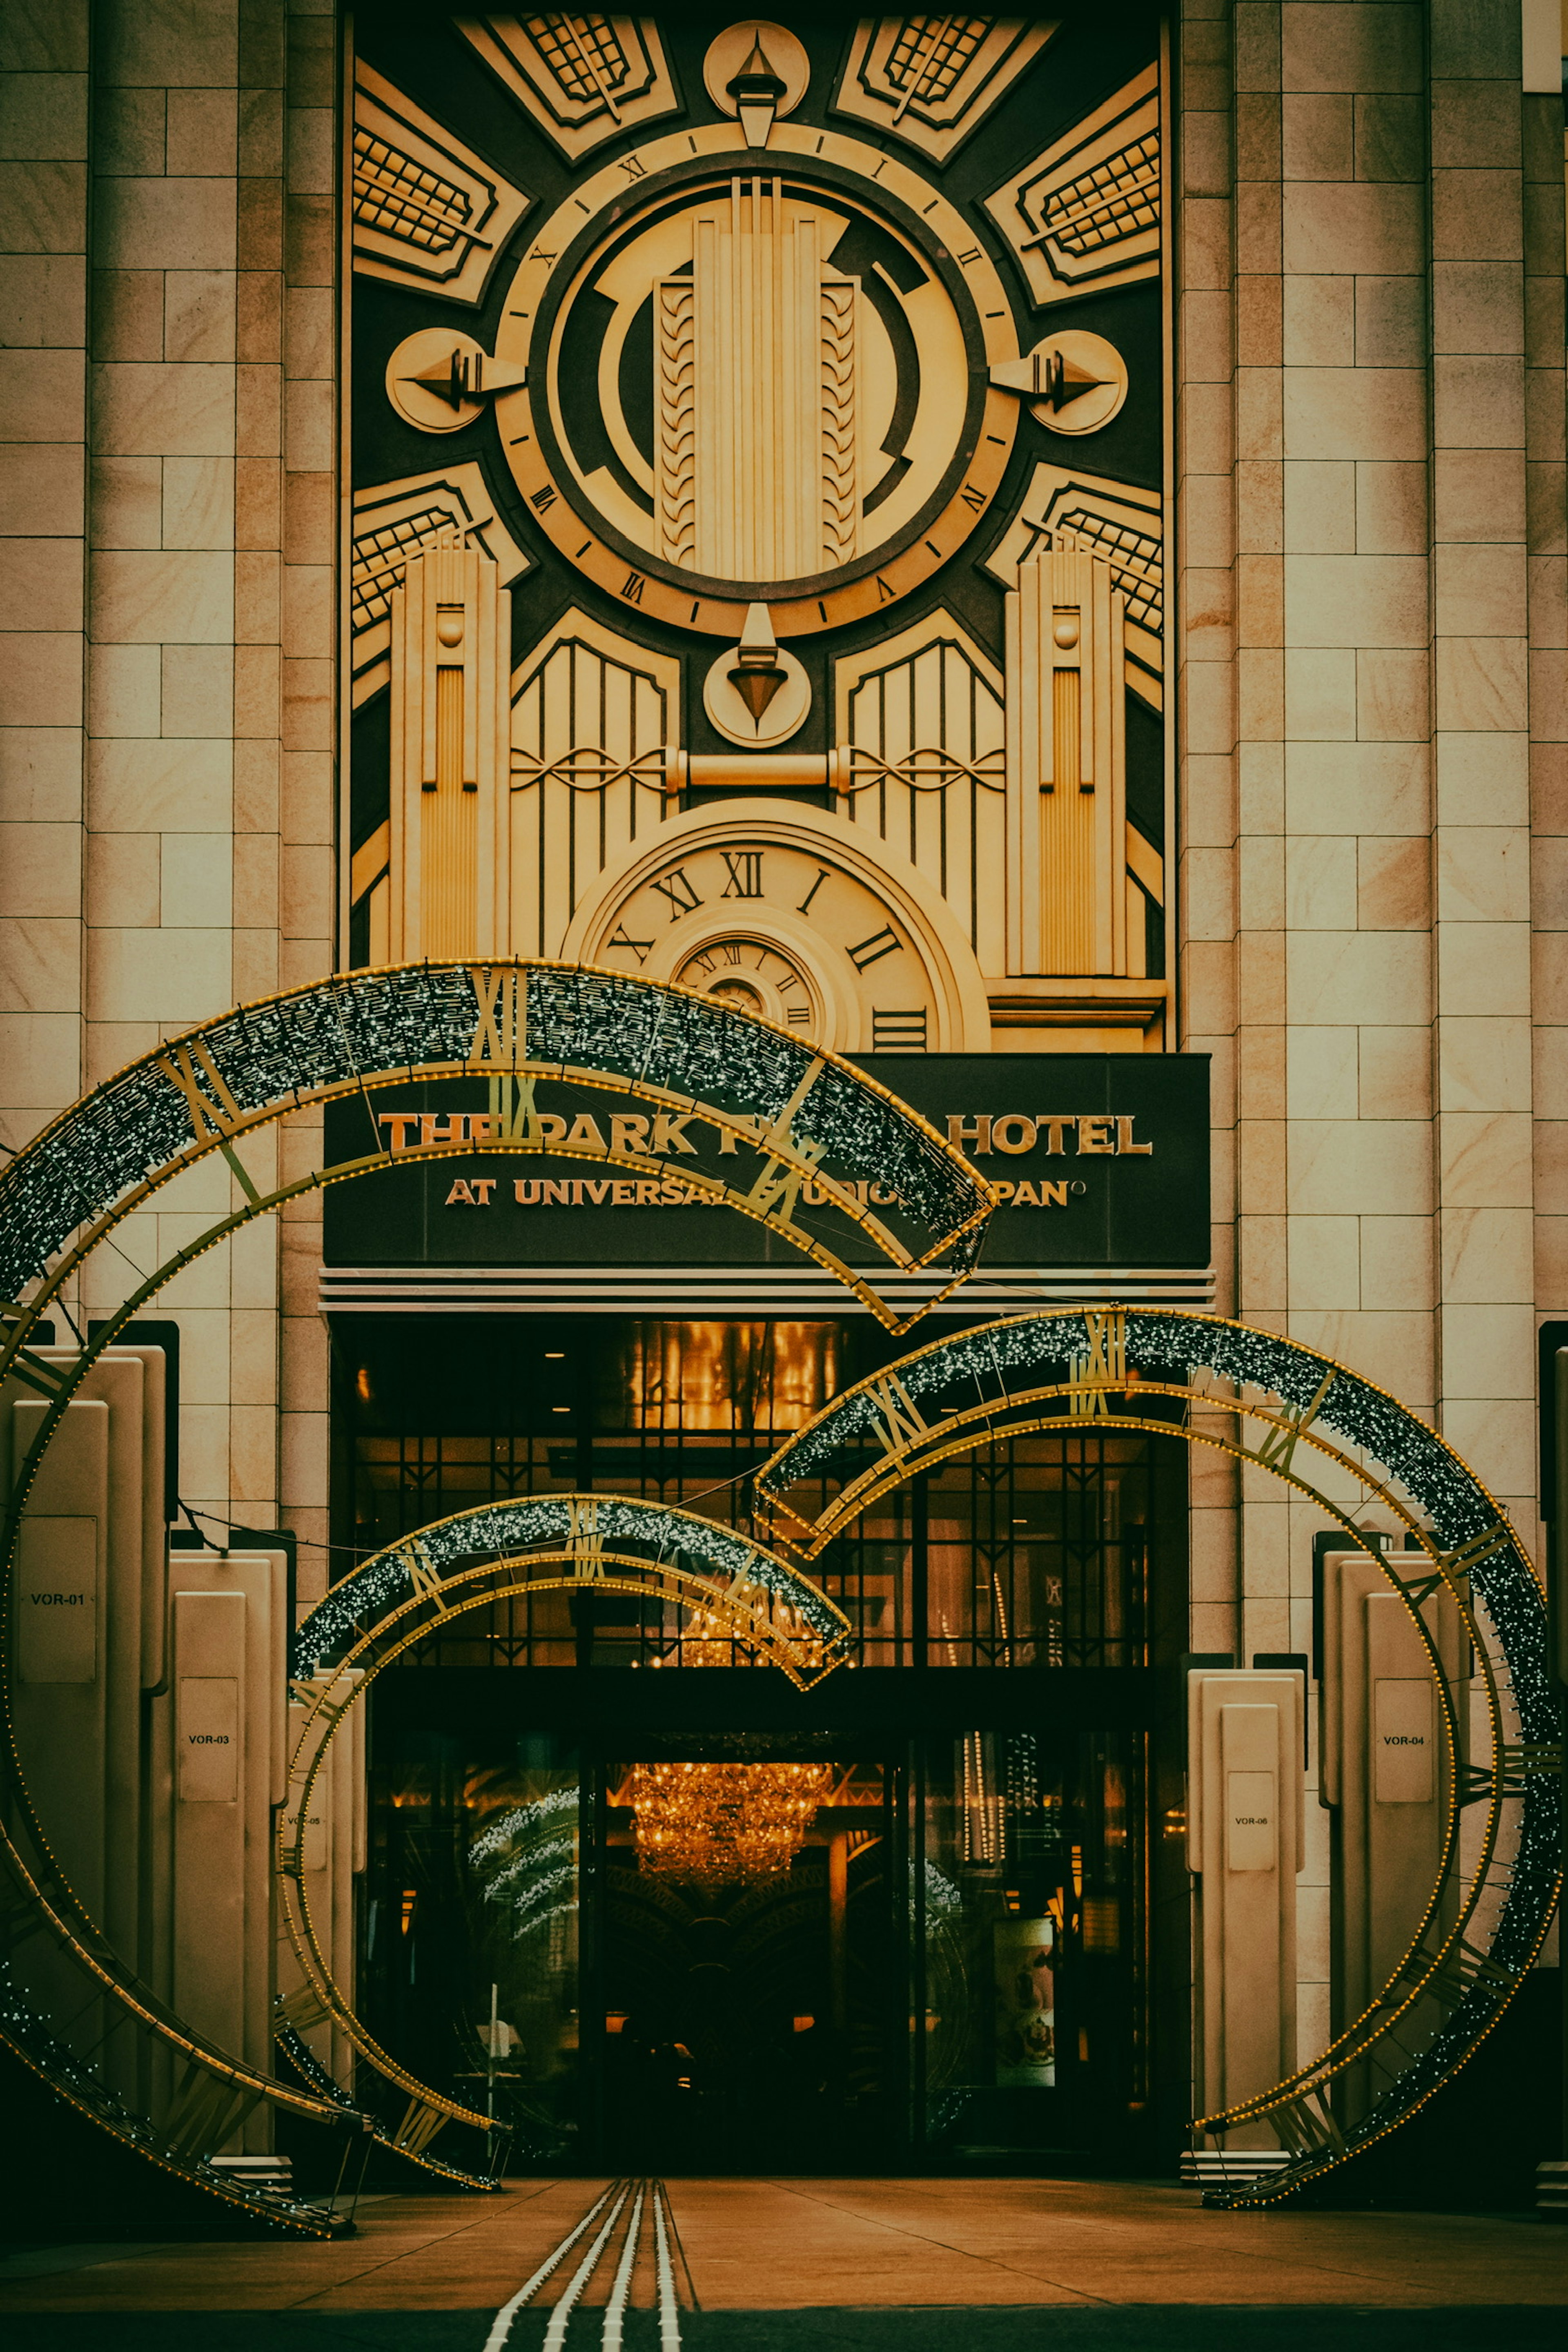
[628,1761,832,1891]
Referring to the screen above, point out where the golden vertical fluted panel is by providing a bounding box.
[387,531,511,959]
[667,179,858,583]
[1005,533,1128,976]
[420,666,478,960]
[1042,666,1094,970]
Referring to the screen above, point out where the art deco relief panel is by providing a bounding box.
[344,10,1169,1054]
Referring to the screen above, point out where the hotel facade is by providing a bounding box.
[0,3,1565,2223]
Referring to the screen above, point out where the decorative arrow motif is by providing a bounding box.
[991,345,1109,412]
[400,345,527,412]
[988,330,1129,436]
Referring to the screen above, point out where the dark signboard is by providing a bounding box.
[322,1054,1209,1272]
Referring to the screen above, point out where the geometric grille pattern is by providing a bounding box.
[351,129,473,255]
[527,12,635,103]
[350,64,527,305]
[1049,505,1162,634]
[832,16,1055,164]
[983,462,1164,710]
[1037,130,1159,257]
[349,470,528,706]
[886,14,991,106]
[350,504,452,634]
[985,67,1160,307]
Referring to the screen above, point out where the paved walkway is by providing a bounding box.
[0,2175,1564,2325]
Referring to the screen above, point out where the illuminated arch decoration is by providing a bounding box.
[0,958,992,1336]
[756,1306,1563,2207]
[276,1495,853,2160]
[0,961,978,2224]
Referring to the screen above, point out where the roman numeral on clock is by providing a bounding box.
[722,851,764,898]
[650,867,702,917]
[606,925,652,964]
[848,924,900,971]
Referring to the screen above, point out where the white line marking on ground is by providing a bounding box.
[543,2182,631,2352]
[601,2177,646,2350]
[653,2179,682,2352]
[481,2182,617,2352]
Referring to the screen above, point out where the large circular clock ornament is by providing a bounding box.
[492,121,1020,637]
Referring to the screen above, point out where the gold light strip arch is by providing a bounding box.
[0,961,965,2217]
[0,958,993,1351]
[277,1499,852,2163]
[755,1305,1563,2205]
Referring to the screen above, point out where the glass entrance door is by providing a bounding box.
[359,1713,1169,2176]
[589,1749,898,2172]
[346,1312,1187,2176]
[914,1728,1154,2171]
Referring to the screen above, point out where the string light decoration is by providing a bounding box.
[0,958,994,1337]
[290,1494,852,1683]
[628,1762,833,1891]
[757,1303,1564,2209]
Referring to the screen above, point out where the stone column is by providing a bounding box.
[85,0,252,1532]
[1178,0,1245,1663]
[0,2,89,1184]
[1429,3,1541,1547]
[0,0,336,1595]
[1528,57,1568,1578]
[277,0,335,1601]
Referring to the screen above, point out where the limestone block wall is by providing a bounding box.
[1177,0,1567,2055]
[0,0,337,1599]
[0,6,89,1186]
[3,8,1564,1683]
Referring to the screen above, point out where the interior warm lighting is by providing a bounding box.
[625,1320,840,1432]
[605,2011,629,2035]
[628,1760,832,1891]
[792,2014,815,2033]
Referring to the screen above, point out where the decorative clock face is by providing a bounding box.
[582,831,938,1054]
[349,18,1168,1029]
[674,936,815,1030]
[491,120,1020,637]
